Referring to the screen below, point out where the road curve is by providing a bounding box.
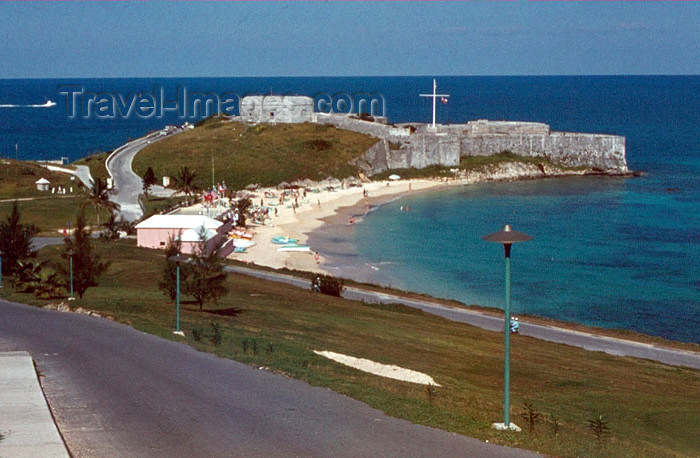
[0,299,537,458]
[105,130,180,222]
[224,265,700,370]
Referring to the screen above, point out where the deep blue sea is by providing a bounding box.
[1,76,698,343]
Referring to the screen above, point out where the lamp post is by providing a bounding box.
[66,249,74,300]
[483,224,532,431]
[169,254,188,337]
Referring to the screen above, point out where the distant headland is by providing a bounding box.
[235,92,629,177]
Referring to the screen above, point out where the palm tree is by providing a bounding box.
[81,177,120,227]
[176,166,197,205]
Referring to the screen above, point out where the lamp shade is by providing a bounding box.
[482,225,532,245]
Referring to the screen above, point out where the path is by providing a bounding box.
[41,164,93,190]
[0,298,537,458]
[223,265,700,370]
[105,129,180,222]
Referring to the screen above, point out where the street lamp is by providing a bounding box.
[483,224,532,432]
[169,254,188,337]
[66,249,74,300]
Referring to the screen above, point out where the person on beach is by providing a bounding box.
[349,216,355,225]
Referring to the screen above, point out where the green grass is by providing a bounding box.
[2,239,698,458]
[0,159,78,200]
[0,159,109,234]
[132,118,379,190]
[0,196,111,235]
[74,151,110,181]
[140,194,189,219]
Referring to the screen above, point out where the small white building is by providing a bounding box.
[135,214,231,255]
[35,177,50,191]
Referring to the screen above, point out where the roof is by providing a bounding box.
[35,177,50,184]
[135,214,223,230]
[178,227,218,242]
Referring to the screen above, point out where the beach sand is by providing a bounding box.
[229,178,449,274]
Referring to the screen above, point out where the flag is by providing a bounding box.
[441,97,448,104]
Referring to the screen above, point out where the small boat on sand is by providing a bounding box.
[272,236,298,245]
[277,244,311,252]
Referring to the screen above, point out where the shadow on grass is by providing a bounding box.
[201,307,243,317]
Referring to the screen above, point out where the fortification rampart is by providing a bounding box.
[242,102,628,176]
[317,113,628,176]
[461,132,627,171]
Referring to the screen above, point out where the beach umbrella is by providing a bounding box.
[388,174,401,181]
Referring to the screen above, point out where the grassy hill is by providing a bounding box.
[132,117,379,190]
[2,239,698,457]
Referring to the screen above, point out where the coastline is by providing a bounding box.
[230,163,619,283]
[230,177,449,274]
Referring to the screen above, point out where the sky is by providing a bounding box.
[0,1,698,78]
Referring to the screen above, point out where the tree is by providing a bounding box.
[184,228,227,310]
[100,213,122,241]
[81,177,120,227]
[62,211,109,298]
[158,233,186,302]
[176,166,197,206]
[0,202,38,276]
[142,166,157,197]
[231,197,253,227]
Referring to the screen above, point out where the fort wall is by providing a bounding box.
[316,114,628,176]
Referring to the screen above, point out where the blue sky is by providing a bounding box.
[1,1,698,78]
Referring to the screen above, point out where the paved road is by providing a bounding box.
[224,265,700,370]
[105,130,179,222]
[0,299,537,458]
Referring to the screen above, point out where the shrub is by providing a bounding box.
[310,274,344,297]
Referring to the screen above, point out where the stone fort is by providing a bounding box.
[237,95,628,176]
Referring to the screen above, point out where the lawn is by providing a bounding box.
[2,239,697,458]
[74,151,110,181]
[132,117,379,191]
[0,159,78,200]
[0,159,109,235]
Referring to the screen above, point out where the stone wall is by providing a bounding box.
[240,96,314,124]
[352,134,461,175]
[315,113,628,176]
[467,120,551,135]
[461,132,627,171]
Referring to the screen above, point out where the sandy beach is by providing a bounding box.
[229,178,449,274]
[229,163,593,277]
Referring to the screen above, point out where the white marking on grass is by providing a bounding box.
[314,350,440,386]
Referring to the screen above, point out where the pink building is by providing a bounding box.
[135,215,231,255]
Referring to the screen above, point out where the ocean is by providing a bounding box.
[1,76,698,343]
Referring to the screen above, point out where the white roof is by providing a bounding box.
[178,227,218,242]
[135,214,223,230]
[35,177,50,184]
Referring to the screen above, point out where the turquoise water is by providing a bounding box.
[1,75,698,342]
[348,174,699,343]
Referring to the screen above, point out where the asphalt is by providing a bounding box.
[105,129,179,222]
[0,298,539,457]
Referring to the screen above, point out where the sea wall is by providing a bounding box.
[461,132,627,171]
[316,113,628,176]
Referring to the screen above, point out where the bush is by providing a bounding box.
[310,274,344,297]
